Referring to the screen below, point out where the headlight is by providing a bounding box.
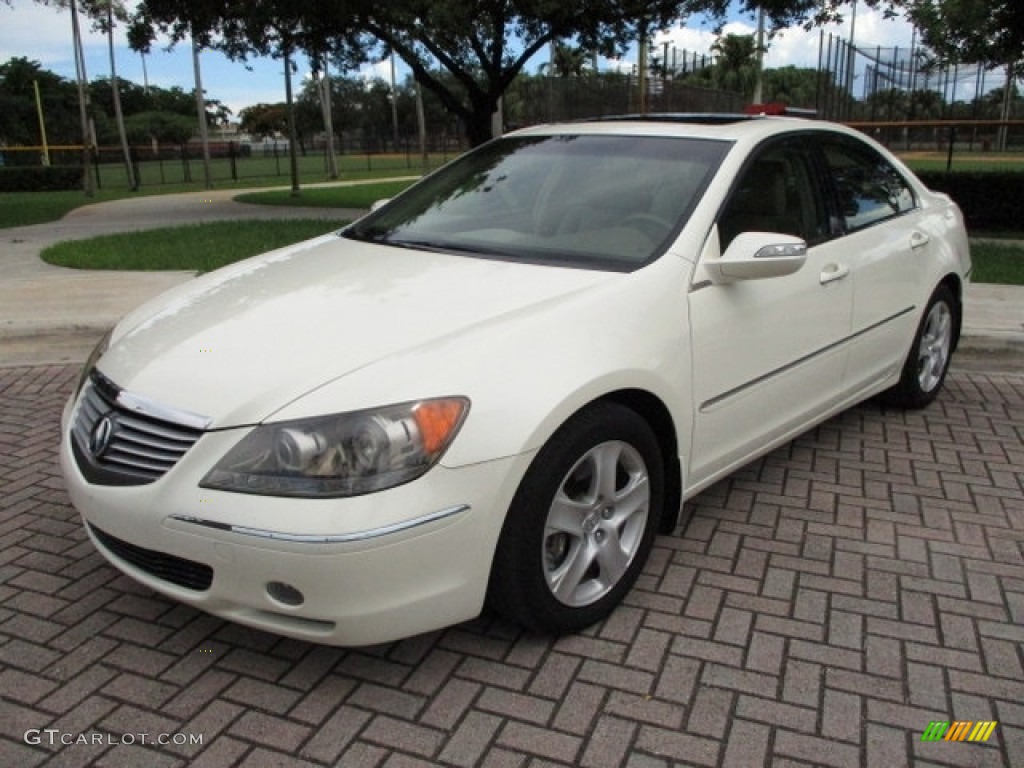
[200,397,469,497]
[76,328,113,395]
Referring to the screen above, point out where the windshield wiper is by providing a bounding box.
[385,238,491,256]
[344,227,389,243]
[347,232,526,262]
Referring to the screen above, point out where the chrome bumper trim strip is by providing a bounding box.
[170,504,470,544]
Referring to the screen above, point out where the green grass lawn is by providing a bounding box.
[2,169,426,230]
[897,151,1024,173]
[970,242,1024,285]
[40,219,348,273]
[234,180,418,209]
[120,151,448,188]
[38,217,1024,286]
[0,187,180,229]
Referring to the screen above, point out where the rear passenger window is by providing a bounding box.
[821,136,916,232]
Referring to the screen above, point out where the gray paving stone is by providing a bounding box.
[1,366,1022,766]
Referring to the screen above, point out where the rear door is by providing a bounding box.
[817,134,925,393]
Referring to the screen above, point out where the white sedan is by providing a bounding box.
[61,116,970,645]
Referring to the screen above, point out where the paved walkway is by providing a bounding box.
[1,191,1022,765]
[0,184,376,366]
[1,363,1021,766]
[1,186,1023,366]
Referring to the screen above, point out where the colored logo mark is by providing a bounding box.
[921,721,998,743]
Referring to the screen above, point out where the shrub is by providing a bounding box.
[0,165,84,192]
[917,171,1024,232]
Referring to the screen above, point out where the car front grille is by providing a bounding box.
[71,371,208,486]
[89,523,214,591]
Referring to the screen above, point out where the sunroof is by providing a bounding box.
[582,113,758,125]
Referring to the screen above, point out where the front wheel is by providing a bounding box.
[487,402,663,633]
[887,284,958,409]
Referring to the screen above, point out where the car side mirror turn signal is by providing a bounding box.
[707,232,808,283]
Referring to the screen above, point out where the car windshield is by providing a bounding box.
[345,133,729,271]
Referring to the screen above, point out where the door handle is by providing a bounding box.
[911,231,931,250]
[820,263,849,285]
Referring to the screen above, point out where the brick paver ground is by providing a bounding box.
[1,363,1021,768]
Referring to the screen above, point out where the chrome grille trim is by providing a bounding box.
[71,371,209,485]
[117,388,212,431]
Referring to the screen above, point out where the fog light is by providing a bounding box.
[266,581,304,606]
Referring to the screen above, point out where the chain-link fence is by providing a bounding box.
[1,72,748,191]
[818,34,1022,126]
[507,75,745,127]
[0,137,463,191]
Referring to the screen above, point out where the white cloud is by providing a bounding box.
[0,3,127,72]
[649,8,916,70]
[1,3,312,117]
[653,20,755,58]
[765,9,916,69]
[358,58,394,85]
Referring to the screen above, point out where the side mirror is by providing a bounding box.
[370,198,391,212]
[706,232,807,283]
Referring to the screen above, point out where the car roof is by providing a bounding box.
[510,114,849,144]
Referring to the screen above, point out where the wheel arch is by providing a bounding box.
[937,272,964,352]
[589,388,683,535]
[486,392,682,631]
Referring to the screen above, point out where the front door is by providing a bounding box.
[688,138,853,489]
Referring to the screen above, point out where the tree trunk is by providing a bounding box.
[752,7,765,105]
[464,112,492,146]
[107,4,137,191]
[998,61,1014,152]
[283,47,301,196]
[638,22,648,115]
[390,52,400,151]
[466,91,501,146]
[70,0,95,197]
[317,56,338,179]
[191,34,212,189]
[415,77,427,167]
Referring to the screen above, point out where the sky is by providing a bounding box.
[0,2,923,119]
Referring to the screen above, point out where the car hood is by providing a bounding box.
[98,234,613,427]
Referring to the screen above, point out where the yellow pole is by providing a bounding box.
[33,79,51,167]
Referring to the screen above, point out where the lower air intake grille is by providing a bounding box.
[89,523,214,591]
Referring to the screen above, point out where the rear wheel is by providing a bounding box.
[887,284,957,409]
[487,402,663,633]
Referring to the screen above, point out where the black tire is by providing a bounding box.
[887,284,958,409]
[487,402,663,633]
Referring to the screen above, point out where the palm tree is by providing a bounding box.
[541,43,588,78]
[100,0,137,190]
[68,0,96,196]
[710,34,759,98]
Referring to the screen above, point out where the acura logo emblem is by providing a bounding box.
[89,416,114,458]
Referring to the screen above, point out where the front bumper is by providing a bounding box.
[60,395,530,646]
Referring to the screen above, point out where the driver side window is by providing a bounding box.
[719,143,828,252]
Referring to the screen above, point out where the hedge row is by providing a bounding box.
[0,165,84,192]
[917,171,1024,232]
[0,161,1020,233]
